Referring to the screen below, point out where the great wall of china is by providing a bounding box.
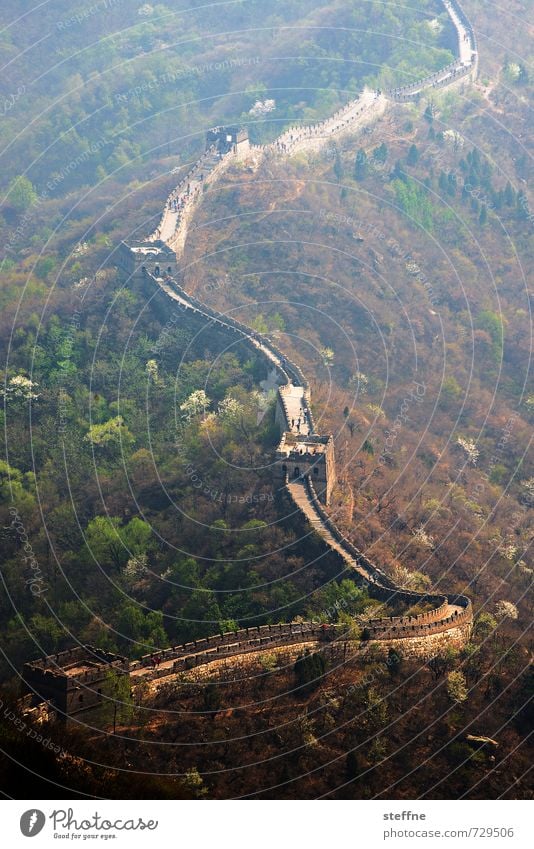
[23,0,479,716]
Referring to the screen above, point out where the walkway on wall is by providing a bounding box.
[287,478,464,621]
[127,0,477,663]
[147,2,476,254]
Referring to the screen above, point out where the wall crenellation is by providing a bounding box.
[121,0,478,660]
[21,0,479,707]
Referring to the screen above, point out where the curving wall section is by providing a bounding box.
[122,0,478,670]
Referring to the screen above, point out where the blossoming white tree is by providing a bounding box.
[1,375,40,402]
[494,600,519,620]
[180,389,210,419]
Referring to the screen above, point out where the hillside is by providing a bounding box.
[0,0,531,802]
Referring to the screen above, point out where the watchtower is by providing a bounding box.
[22,645,129,721]
[275,432,336,506]
[206,125,250,158]
[117,239,177,280]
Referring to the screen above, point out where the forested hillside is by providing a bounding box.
[0,0,531,801]
[0,0,454,191]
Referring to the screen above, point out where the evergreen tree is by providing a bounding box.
[406,143,419,166]
[7,175,37,212]
[504,181,515,206]
[294,651,326,694]
[479,204,487,224]
[372,142,388,164]
[492,190,503,211]
[354,148,368,181]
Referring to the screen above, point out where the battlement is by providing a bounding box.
[276,433,336,505]
[22,645,129,720]
[117,240,177,279]
[206,125,250,157]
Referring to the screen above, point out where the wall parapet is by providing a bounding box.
[120,0,477,666]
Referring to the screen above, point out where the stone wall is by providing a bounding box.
[22,646,129,720]
[118,0,478,676]
[149,621,473,684]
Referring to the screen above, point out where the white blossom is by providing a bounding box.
[494,600,518,620]
[447,670,468,703]
[249,99,276,117]
[456,436,479,465]
[2,374,40,402]
[218,396,244,421]
[320,347,334,367]
[427,18,443,34]
[145,359,160,383]
[180,389,210,419]
[349,372,368,395]
[444,129,464,148]
[124,553,148,581]
[366,403,385,419]
[501,542,518,562]
[504,62,521,81]
[412,525,435,549]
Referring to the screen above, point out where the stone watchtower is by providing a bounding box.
[275,432,336,506]
[117,239,177,280]
[206,125,250,158]
[22,645,129,721]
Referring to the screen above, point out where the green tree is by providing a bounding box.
[406,143,419,166]
[446,670,468,703]
[354,148,368,181]
[294,651,326,694]
[100,668,133,733]
[85,416,135,449]
[84,515,152,570]
[504,181,515,206]
[35,256,56,280]
[372,142,388,164]
[333,147,343,181]
[8,175,37,212]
